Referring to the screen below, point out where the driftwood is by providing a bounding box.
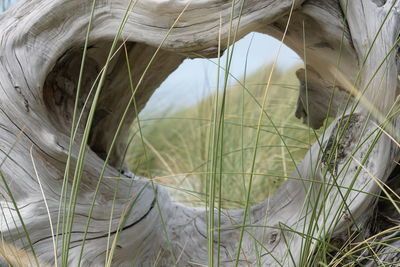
[0,0,399,266]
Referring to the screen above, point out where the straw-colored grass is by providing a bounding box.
[127,64,323,207]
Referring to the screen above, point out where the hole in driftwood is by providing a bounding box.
[43,48,100,137]
[126,32,312,207]
[43,41,140,167]
[43,40,184,169]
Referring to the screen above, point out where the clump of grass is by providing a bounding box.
[127,64,323,207]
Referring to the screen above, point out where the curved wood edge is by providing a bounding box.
[0,0,399,265]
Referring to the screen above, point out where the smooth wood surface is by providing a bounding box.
[0,0,399,265]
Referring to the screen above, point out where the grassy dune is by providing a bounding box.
[127,65,321,207]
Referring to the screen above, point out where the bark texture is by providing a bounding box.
[0,0,399,266]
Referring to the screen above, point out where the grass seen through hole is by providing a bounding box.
[127,64,327,208]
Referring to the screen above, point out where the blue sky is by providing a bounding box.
[142,33,301,115]
[1,0,15,11]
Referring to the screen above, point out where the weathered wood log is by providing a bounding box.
[0,0,399,266]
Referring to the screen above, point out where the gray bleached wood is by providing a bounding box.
[0,0,399,266]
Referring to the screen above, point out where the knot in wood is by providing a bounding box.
[266,230,280,246]
[322,114,363,176]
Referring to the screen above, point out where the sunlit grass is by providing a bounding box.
[126,64,324,207]
[2,0,400,266]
